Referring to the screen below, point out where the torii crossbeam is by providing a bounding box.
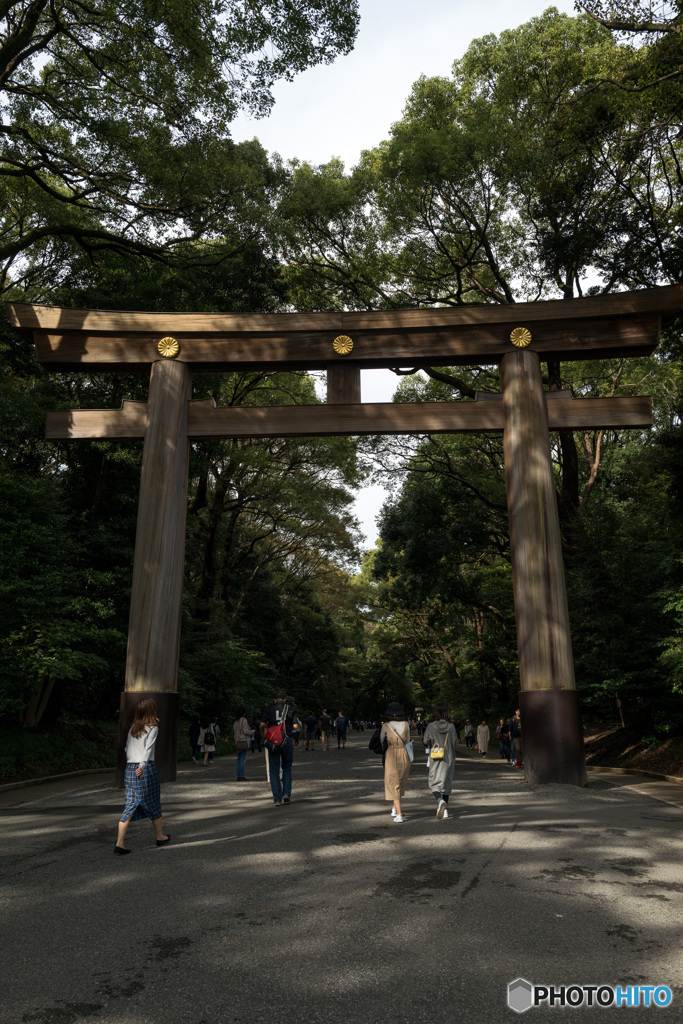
[8,285,682,787]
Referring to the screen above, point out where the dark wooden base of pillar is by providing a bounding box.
[115,691,179,787]
[519,689,587,787]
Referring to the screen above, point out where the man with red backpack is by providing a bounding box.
[260,691,300,805]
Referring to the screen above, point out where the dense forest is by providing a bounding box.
[1,2,682,779]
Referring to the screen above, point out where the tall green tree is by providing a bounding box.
[281,9,683,301]
[0,0,359,286]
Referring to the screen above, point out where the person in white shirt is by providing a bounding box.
[115,698,170,855]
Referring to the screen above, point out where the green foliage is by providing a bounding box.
[280,8,683,308]
[0,720,118,783]
[179,635,274,725]
[0,462,130,724]
[0,0,359,284]
[367,455,517,722]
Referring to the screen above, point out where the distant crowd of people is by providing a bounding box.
[114,696,523,851]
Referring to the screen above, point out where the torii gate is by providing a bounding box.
[8,285,682,788]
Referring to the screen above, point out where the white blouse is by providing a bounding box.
[380,721,409,743]
[125,725,158,768]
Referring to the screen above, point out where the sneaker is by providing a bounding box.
[391,808,397,818]
[442,809,449,819]
[436,799,447,820]
[273,801,282,806]
[394,814,404,823]
[283,796,290,803]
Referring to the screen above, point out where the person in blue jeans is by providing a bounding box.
[260,692,300,805]
[233,706,251,781]
[335,711,348,748]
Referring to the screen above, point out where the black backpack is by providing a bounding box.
[204,729,215,746]
[368,729,387,756]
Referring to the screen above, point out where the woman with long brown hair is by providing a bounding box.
[380,701,412,823]
[115,698,170,855]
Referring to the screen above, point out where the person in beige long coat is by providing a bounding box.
[476,720,490,758]
[380,701,411,823]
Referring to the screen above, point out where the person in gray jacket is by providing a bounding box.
[422,703,457,820]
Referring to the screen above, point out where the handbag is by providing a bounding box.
[431,724,452,759]
[368,729,386,755]
[236,739,249,750]
[264,704,288,748]
[402,727,414,763]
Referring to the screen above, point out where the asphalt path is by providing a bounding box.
[1,734,682,1023]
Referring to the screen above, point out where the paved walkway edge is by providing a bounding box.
[586,764,683,785]
[0,766,115,792]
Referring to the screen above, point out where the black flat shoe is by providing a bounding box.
[156,835,171,847]
[114,846,131,856]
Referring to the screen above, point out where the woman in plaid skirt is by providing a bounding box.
[115,698,170,855]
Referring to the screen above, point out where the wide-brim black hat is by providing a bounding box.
[385,701,405,717]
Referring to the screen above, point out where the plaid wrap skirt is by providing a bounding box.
[120,763,162,822]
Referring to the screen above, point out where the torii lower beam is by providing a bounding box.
[46,394,652,440]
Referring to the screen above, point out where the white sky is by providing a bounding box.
[231,0,578,550]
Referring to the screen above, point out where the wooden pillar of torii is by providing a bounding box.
[8,286,682,787]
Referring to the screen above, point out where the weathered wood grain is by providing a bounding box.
[46,400,148,439]
[342,284,683,327]
[327,362,361,404]
[6,304,343,332]
[546,396,652,429]
[7,283,682,333]
[185,397,652,437]
[501,349,577,695]
[26,313,660,369]
[44,396,652,439]
[125,360,191,694]
[188,401,506,435]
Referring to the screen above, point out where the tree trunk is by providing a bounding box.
[23,675,56,728]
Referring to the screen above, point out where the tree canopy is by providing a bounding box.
[0,0,359,286]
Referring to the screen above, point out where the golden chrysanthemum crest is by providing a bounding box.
[510,327,532,348]
[332,335,354,355]
[158,336,180,358]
